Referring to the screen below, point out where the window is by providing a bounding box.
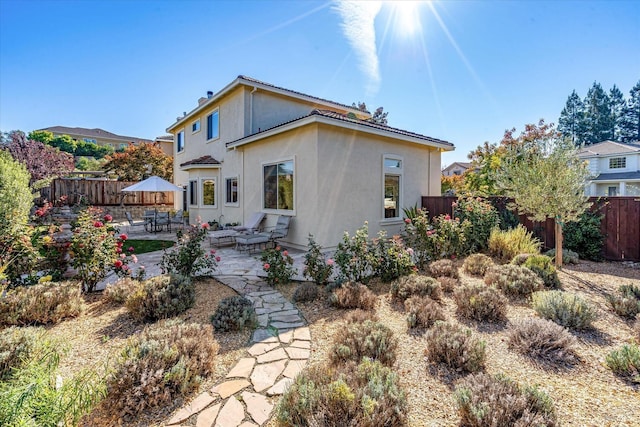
[202,178,216,207]
[207,110,219,140]
[226,177,238,204]
[83,138,97,143]
[383,155,403,219]
[192,120,200,133]
[189,180,197,206]
[608,186,618,197]
[119,143,127,150]
[177,131,185,153]
[609,157,626,169]
[263,160,294,211]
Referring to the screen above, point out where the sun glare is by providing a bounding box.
[386,0,426,37]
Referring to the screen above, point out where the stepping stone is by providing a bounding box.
[196,402,221,427]
[271,321,305,329]
[248,342,280,356]
[266,377,294,396]
[256,347,288,364]
[215,396,244,427]
[270,309,300,317]
[167,392,216,425]
[257,314,269,327]
[269,314,302,323]
[255,308,270,315]
[252,329,278,343]
[293,327,311,341]
[283,360,307,379]
[226,358,256,378]
[285,347,310,360]
[262,294,286,303]
[263,303,285,310]
[248,290,279,297]
[282,302,295,310]
[278,329,294,344]
[250,359,287,392]
[241,391,274,425]
[289,340,310,349]
[211,379,250,399]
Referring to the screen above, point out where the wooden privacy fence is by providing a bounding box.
[421,196,640,262]
[41,178,175,206]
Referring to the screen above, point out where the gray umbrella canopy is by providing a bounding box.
[121,176,184,192]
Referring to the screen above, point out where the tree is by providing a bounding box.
[0,150,32,235]
[102,142,173,181]
[558,90,584,145]
[3,131,75,186]
[621,80,640,142]
[496,122,591,267]
[582,82,613,144]
[352,101,388,125]
[609,85,626,142]
[441,174,465,195]
[463,141,506,196]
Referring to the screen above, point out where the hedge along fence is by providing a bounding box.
[421,196,640,262]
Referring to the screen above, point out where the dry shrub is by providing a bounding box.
[390,275,442,302]
[345,309,378,323]
[425,322,486,373]
[104,277,142,305]
[331,319,398,366]
[0,281,84,325]
[103,320,218,419]
[507,318,580,367]
[0,326,42,379]
[606,285,640,319]
[125,274,194,322]
[532,290,598,330]
[453,284,507,322]
[484,264,544,298]
[405,296,446,329]
[605,343,640,383]
[210,295,257,332]
[462,253,494,276]
[489,225,541,263]
[276,358,406,427]
[455,372,558,427]
[292,282,319,303]
[330,282,377,310]
[438,276,459,293]
[429,259,459,278]
[634,316,640,342]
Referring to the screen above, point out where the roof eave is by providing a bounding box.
[180,164,222,171]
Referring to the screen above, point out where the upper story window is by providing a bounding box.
[192,119,201,133]
[609,157,626,169]
[207,110,219,141]
[83,138,97,144]
[177,130,184,153]
[263,160,294,211]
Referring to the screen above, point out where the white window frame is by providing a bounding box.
[206,109,220,142]
[382,154,403,222]
[176,130,185,153]
[609,157,626,169]
[188,179,198,206]
[191,119,201,134]
[225,176,239,206]
[200,177,217,208]
[261,157,296,214]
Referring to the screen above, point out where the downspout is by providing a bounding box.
[249,86,258,135]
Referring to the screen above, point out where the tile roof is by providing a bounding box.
[179,155,221,167]
[577,140,640,156]
[40,126,153,144]
[592,171,640,181]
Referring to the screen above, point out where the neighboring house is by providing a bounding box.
[442,162,471,176]
[577,140,640,196]
[167,75,454,249]
[38,126,173,155]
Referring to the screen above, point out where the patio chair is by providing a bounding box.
[125,212,146,234]
[170,210,184,230]
[232,212,266,233]
[155,211,171,232]
[235,215,292,252]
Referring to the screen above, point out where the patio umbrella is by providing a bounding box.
[121,176,184,206]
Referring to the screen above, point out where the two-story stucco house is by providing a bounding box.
[167,75,454,249]
[577,140,640,197]
[442,162,471,176]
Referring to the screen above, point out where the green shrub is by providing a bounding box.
[462,253,494,276]
[331,319,398,366]
[104,277,143,305]
[0,281,84,326]
[620,284,640,299]
[160,223,219,277]
[0,326,42,379]
[330,282,377,310]
[455,373,557,427]
[262,246,296,286]
[489,225,541,263]
[405,296,446,329]
[522,255,561,289]
[390,275,442,302]
[605,344,640,383]
[484,264,544,298]
[372,232,415,282]
[545,248,579,264]
[402,209,432,268]
[210,295,257,332]
[334,223,376,283]
[453,196,500,253]
[606,293,640,319]
[429,259,459,278]
[453,284,508,322]
[564,210,604,261]
[276,358,406,427]
[293,282,319,303]
[302,234,333,285]
[532,290,598,330]
[437,276,459,293]
[425,322,486,373]
[507,318,580,366]
[125,274,194,322]
[0,150,32,236]
[634,316,640,342]
[103,320,218,418]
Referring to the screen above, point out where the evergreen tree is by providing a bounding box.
[621,80,640,142]
[609,85,626,142]
[558,90,584,145]
[582,82,613,144]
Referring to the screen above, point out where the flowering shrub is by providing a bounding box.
[302,234,333,285]
[261,246,296,286]
[372,232,415,282]
[402,210,432,268]
[70,207,118,292]
[404,212,470,266]
[453,196,500,253]
[160,223,219,277]
[334,223,376,283]
[112,233,145,281]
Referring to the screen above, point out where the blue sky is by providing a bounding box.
[1,0,638,165]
